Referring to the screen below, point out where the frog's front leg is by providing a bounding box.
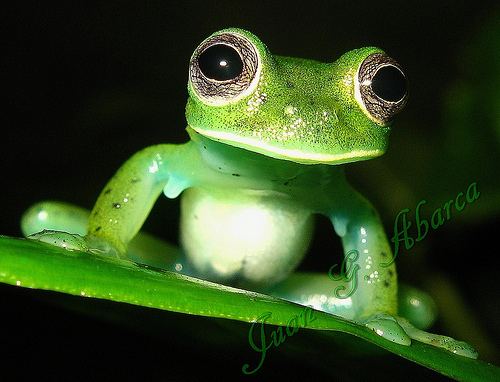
[322,182,418,345]
[290,181,475,358]
[327,183,398,319]
[24,143,191,262]
[86,143,180,255]
[266,178,407,342]
[327,183,477,357]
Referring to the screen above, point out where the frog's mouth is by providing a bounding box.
[188,126,385,165]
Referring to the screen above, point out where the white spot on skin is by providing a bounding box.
[246,90,267,114]
[149,160,159,174]
[16,280,21,286]
[367,270,380,284]
[37,211,48,221]
[343,74,353,87]
[410,298,421,307]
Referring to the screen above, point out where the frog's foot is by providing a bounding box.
[22,201,120,256]
[269,275,408,346]
[362,313,411,345]
[396,316,478,358]
[267,273,478,358]
[27,229,121,258]
[394,284,477,357]
[362,313,478,358]
[27,228,188,274]
[22,201,186,272]
[28,230,89,252]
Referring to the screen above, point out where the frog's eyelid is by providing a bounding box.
[354,53,408,125]
[189,32,262,106]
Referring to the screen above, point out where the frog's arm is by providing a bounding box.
[320,180,478,357]
[86,143,189,255]
[324,177,398,319]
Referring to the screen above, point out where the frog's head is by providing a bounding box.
[186,28,408,164]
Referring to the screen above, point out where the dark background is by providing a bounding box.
[2,1,499,381]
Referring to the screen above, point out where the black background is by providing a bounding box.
[2,2,499,381]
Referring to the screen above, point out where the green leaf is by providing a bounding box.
[0,235,498,381]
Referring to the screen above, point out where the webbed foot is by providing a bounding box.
[27,229,121,257]
[396,316,478,358]
[362,312,478,358]
[22,201,186,272]
[363,313,411,345]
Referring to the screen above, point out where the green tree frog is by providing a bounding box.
[22,28,477,358]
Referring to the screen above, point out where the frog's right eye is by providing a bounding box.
[189,32,261,105]
[355,52,408,125]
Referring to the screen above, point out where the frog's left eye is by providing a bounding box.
[189,32,260,105]
[355,53,408,124]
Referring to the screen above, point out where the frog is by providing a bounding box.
[21,28,477,358]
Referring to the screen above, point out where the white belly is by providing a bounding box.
[180,187,314,288]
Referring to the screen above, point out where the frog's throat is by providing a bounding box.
[188,126,384,165]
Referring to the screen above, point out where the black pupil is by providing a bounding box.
[198,44,243,81]
[371,65,407,102]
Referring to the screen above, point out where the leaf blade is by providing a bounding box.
[0,236,498,381]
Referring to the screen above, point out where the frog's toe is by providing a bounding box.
[398,284,437,330]
[21,201,89,237]
[362,313,411,346]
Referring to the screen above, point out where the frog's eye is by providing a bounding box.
[189,32,260,105]
[355,53,408,124]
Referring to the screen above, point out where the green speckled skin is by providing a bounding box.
[21,28,477,358]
